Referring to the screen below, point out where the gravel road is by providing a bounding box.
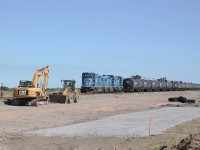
[25,107,200,138]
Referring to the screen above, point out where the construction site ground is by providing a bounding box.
[0,91,200,150]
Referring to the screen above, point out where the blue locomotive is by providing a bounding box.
[81,72,123,93]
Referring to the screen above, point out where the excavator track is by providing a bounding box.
[10,98,48,106]
[28,99,48,106]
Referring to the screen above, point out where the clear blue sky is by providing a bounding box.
[0,0,200,88]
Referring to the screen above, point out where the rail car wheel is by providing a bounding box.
[94,89,98,94]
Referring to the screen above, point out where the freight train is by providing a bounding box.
[123,78,200,92]
[80,72,200,94]
[80,72,123,93]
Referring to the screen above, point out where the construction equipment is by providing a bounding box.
[49,80,79,104]
[12,65,50,106]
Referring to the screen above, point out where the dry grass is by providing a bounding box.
[0,90,12,97]
[148,118,200,150]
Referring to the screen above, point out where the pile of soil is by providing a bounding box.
[161,133,200,150]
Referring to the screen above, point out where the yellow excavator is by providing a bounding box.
[12,65,50,106]
[49,80,79,104]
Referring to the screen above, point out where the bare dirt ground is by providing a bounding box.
[0,91,200,150]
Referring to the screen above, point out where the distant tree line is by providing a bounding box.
[130,75,142,79]
[46,88,60,90]
[130,75,168,81]
[1,86,10,90]
[158,77,167,81]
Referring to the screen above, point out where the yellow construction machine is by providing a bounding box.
[12,65,50,106]
[49,80,79,104]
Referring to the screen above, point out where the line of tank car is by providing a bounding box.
[80,72,200,94]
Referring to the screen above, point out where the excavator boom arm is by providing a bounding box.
[32,65,50,93]
[43,71,49,92]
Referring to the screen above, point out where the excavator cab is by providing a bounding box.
[18,80,33,87]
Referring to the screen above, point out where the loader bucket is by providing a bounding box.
[49,94,66,103]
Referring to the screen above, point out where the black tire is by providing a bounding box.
[94,89,98,94]
[178,96,187,103]
[186,99,196,103]
[74,94,79,103]
[47,97,50,104]
[65,94,71,104]
[168,97,178,102]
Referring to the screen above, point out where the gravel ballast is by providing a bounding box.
[24,107,200,138]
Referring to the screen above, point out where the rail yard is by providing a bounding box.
[0,65,199,150]
[0,90,200,150]
[80,72,200,94]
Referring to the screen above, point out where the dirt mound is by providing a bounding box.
[161,133,200,150]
